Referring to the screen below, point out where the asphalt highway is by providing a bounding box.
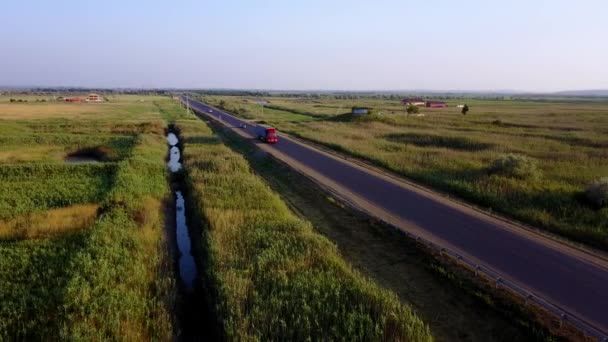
[183,97,608,337]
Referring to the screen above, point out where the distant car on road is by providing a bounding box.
[256,125,278,144]
[208,109,213,113]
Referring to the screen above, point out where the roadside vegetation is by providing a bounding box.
[586,178,608,208]
[201,95,608,250]
[176,118,433,341]
[0,96,176,340]
[209,120,558,341]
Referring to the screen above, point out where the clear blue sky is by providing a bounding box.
[1,0,607,91]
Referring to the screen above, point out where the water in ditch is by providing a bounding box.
[175,191,196,291]
[167,132,195,291]
[166,131,218,339]
[167,132,182,173]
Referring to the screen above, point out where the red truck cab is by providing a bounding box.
[257,125,278,144]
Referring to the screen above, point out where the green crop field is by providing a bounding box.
[202,95,608,250]
[0,96,176,340]
[0,96,438,340]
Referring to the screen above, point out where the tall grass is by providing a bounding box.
[0,163,116,220]
[177,119,433,341]
[57,122,175,340]
[0,98,177,340]
[0,204,99,240]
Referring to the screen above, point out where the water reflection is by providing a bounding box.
[169,146,182,172]
[176,191,196,291]
[167,132,179,146]
[167,132,182,172]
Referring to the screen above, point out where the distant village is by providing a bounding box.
[58,93,105,103]
[6,93,106,103]
[351,97,464,115]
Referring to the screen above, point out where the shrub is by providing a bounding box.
[585,178,608,208]
[461,104,469,115]
[406,105,419,114]
[489,154,541,179]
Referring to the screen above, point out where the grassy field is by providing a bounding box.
[0,96,176,340]
[0,96,434,340]
[208,120,559,341]
[5,93,600,340]
[202,95,608,250]
[175,118,433,341]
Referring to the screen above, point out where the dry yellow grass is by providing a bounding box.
[0,103,109,120]
[0,95,169,120]
[0,145,67,163]
[0,204,99,240]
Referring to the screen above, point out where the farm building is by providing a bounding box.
[86,93,103,102]
[425,101,448,108]
[351,107,369,115]
[65,97,84,103]
[401,98,426,106]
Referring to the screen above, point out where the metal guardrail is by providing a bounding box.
[394,227,608,341]
[182,97,608,341]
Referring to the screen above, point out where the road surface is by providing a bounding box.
[183,97,608,338]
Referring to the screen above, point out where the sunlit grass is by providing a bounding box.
[203,95,608,249]
[177,119,433,341]
[0,204,99,240]
[0,97,177,340]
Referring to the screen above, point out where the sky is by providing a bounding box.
[1,0,607,92]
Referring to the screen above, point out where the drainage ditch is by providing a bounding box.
[166,128,217,340]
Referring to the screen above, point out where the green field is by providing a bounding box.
[175,118,432,340]
[4,93,600,340]
[1,96,437,340]
[202,95,608,250]
[0,96,176,340]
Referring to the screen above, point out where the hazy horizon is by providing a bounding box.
[2,0,607,92]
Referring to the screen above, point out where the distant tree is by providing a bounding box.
[461,104,469,115]
[406,105,419,115]
[9,98,16,103]
[218,100,227,109]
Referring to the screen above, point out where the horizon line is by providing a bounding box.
[2,85,608,95]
